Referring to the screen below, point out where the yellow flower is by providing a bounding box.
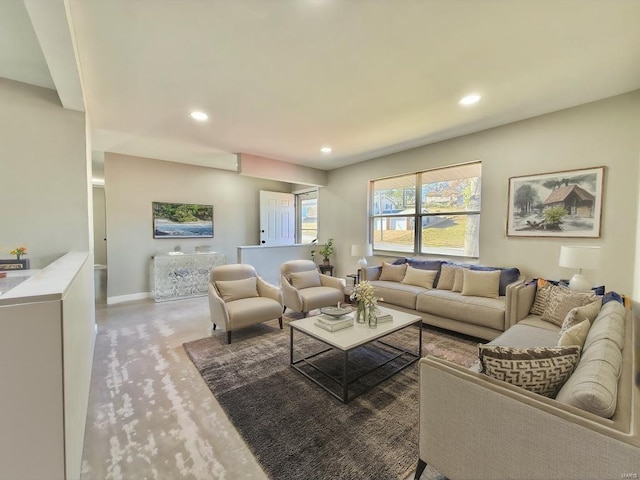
[10,246,27,257]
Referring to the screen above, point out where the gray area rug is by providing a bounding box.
[184,319,478,480]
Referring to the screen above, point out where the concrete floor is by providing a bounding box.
[80,297,441,480]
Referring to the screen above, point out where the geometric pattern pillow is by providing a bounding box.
[530,280,553,316]
[541,286,597,326]
[478,345,581,397]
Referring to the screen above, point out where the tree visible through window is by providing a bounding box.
[370,162,482,257]
[297,190,317,244]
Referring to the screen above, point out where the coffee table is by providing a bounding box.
[289,306,422,403]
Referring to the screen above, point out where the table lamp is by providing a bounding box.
[558,245,602,292]
[351,243,373,268]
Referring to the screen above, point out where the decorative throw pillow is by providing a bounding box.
[436,264,458,290]
[558,298,603,337]
[215,277,259,302]
[289,270,322,290]
[530,279,553,316]
[402,266,437,289]
[478,345,581,397]
[379,262,407,282]
[558,320,591,348]
[461,269,500,298]
[541,286,597,326]
[452,268,465,292]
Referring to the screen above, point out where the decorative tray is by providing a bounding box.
[319,306,353,318]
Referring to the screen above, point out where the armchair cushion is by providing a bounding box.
[290,270,321,289]
[215,277,259,302]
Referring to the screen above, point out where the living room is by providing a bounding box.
[1,1,639,479]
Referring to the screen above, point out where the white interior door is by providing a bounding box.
[260,191,295,246]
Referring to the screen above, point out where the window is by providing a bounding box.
[370,162,481,257]
[296,190,317,244]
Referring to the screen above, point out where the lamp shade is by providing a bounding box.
[558,246,602,270]
[351,243,373,257]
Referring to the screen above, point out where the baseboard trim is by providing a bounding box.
[107,292,151,305]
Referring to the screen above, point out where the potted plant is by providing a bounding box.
[10,246,27,260]
[319,238,334,265]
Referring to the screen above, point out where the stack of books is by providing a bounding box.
[375,309,393,324]
[314,314,354,332]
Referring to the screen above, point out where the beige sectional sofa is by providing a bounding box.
[362,259,523,341]
[415,282,640,479]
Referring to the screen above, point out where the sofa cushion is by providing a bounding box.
[215,277,259,302]
[290,270,321,289]
[518,316,562,332]
[371,280,425,310]
[555,301,626,418]
[461,269,500,298]
[558,298,602,337]
[402,266,437,289]
[379,262,407,282]
[541,285,596,326]
[452,268,465,292]
[436,264,459,290]
[417,290,506,330]
[558,320,591,348]
[488,323,559,348]
[300,286,345,311]
[469,265,520,296]
[478,345,581,397]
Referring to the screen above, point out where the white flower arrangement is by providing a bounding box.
[350,280,382,306]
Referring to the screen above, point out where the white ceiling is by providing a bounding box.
[3,0,640,173]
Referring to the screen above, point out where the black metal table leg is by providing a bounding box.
[343,350,349,403]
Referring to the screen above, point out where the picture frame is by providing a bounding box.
[506,166,605,238]
[152,202,214,239]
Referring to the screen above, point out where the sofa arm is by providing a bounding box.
[418,357,640,480]
[208,283,230,331]
[320,273,345,292]
[281,275,303,312]
[503,276,525,329]
[509,282,537,328]
[257,276,283,305]
[361,266,381,281]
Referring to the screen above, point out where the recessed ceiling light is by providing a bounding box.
[459,94,481,106]
[190,111,208,121]
[320,146,332,154]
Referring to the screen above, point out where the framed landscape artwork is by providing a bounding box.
[506,166,605,238]
[152,202,214,238]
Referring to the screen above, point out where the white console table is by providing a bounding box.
[151,252,226,302]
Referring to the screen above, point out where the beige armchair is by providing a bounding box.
[208,264,283,344]
[281,260,345,316]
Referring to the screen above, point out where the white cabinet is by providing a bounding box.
[151,252,227,302]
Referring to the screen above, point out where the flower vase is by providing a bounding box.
[356,301,367,323]
[367,305,377,329]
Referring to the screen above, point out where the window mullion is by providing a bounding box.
[414,173,422,254]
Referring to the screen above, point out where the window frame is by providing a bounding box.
[369,162,482,258]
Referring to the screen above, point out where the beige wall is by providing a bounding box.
[322,91,640,296]
[104,153,292,299]
[0,77,91,267]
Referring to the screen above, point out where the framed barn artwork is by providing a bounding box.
[506,166,605,237]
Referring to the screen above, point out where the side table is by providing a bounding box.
[318,264,334,276]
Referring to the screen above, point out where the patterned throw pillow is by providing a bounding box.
[478,345,581,397]
[541,286,597,326]
[436,264,459,290]
[379,262,407,282]
[530,279,553,316]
